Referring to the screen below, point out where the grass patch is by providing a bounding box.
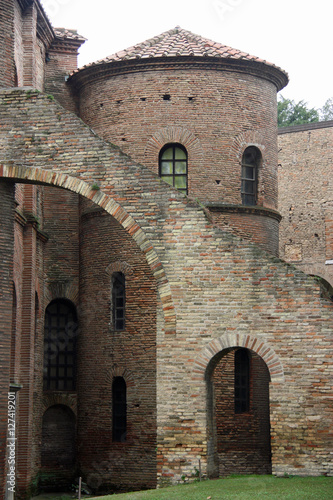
[90,475,333,500]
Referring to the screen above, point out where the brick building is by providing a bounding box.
[0,1,332,497]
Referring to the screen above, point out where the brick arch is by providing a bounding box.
[105,260,134,277]
[193,333,284,383]
[144,126,203,163]
[44,282,79,307]
[105,366,136,388]
[42,393,77,415]
[305,266,333,290]
[0,163,176,333]
[232,130,267,163]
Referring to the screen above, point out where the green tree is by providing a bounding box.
[277,95,319,127]
[320,97,333,121]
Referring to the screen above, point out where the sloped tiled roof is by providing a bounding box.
[71,26,288,90]
[81,26,281,69]
[54,27,87,42]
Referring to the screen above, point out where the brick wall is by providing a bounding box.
[0,0,15,88]
[213,349,271,476]
[78,199,157,492]
[13,0,23,86]
[209,207,281,256]
[76,66,278,208]
[72,64,280,254]
[0,89,332,494]
[278,122,333,287]
[0,180,15,498]
[45,33,84,113]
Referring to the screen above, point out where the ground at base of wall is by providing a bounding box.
[29,476,333,500]
[31,494,90,500]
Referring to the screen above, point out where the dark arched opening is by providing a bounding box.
[207,347,271,477]
[41,404,76,490]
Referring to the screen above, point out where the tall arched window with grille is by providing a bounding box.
[241,146,261,205]
[112,377,127,442]
[159,143,188,194]
[43,299,77,391]
[112,272,125,330]
[234,348,250,413]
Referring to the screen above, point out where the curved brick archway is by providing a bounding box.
[144,126,203,167]
[0,163,176,333]
[193,332,284,383]
[202,334,276,478]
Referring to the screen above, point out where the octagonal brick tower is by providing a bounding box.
[69,27,288,256]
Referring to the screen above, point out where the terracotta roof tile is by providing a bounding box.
[78,26,282,71]
[70,26,288,91]
[54,27,86,42]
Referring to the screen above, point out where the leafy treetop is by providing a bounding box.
[277,96,333,127]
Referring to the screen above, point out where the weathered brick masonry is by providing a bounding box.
[72,49,285,255]
[0,4,332,497]
[0,88,332,496]
[278,121,333,289]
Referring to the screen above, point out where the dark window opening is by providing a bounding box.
[112,377,127,442]
[43,299,77,391]
[163,94,171,101]
[10,284,17,382]
[159,143,188,194]
[241,146,261,206]
[112,272,125,330]
[14,65,18,87]
[234,348,250,413]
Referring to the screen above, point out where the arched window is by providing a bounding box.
[241,146,261,205]
[234,348,250,413]
[159,143,188,194]
[112,272,125,330]
[43,299,77,391]
[112,377,127,442]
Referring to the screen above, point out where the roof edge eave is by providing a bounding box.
[69,56,289,92]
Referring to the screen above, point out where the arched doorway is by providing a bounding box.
[206,347,271,477]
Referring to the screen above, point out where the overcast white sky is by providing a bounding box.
[41,0,332,110]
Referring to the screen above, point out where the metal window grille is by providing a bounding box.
[43,300,77,391]
[241,146,260,206]
[112,272,125,330]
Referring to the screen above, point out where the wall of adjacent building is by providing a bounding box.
[278,121,333,289]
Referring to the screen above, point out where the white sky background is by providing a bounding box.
[41,0,332,110]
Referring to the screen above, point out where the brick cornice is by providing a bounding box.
[69,56,288,92]
[205,203,282,222]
